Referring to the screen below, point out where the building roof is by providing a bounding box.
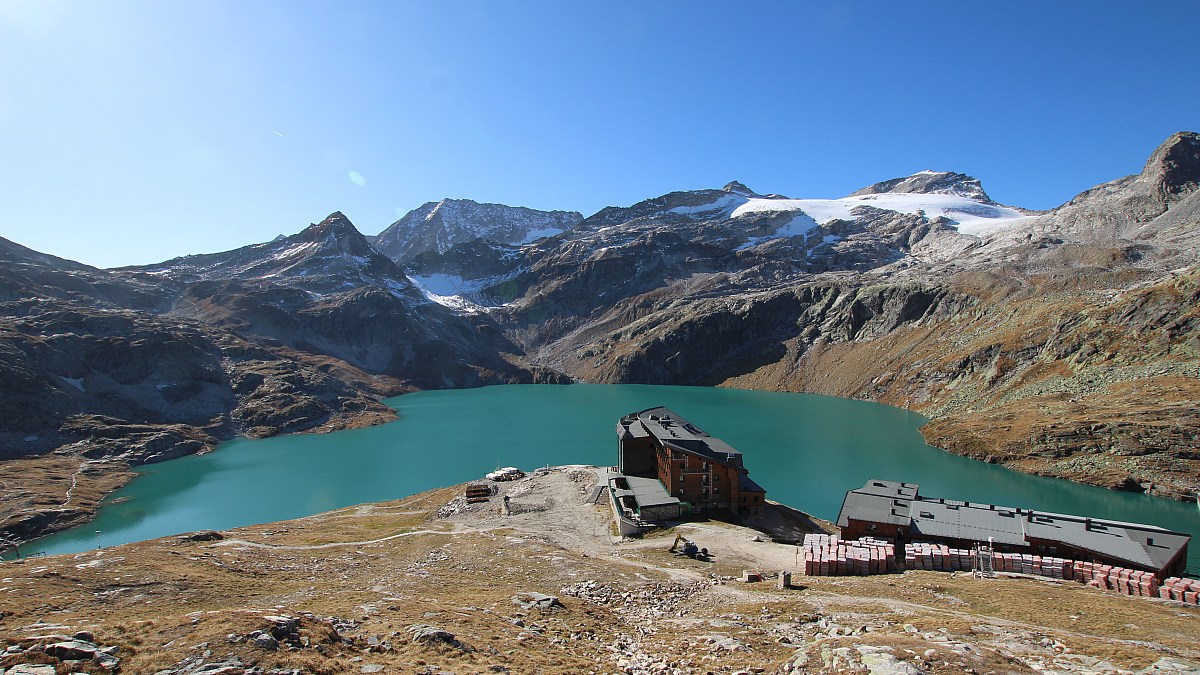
[626,407,744,468]
[909,499,1029,547]
[839,479,1191,572]
[836,479,919,528]
[1024,510,1188,572]
[738,473,766,494]
[608,475,680,509]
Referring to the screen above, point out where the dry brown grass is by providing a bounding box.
[1,476,1197,674]
[0,456,134,542]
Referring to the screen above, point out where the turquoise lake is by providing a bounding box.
[28,384,1200,574]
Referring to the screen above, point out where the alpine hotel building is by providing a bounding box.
[617,407,767,517]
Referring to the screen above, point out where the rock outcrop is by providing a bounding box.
[851,169,995,202]
[371,198,582,263]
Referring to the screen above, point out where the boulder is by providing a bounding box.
[250,633,279,650]
[406,624,457,646]
[181,530,224,542]
[43,638,100,660]
[6,665,58,675]
[511,592,563,610]
[95,650,121,670]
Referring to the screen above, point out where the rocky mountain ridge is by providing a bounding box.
[370,198,583,263]
[851,169,997,202]
[404,132,1200,498]
[2,131,1199,545]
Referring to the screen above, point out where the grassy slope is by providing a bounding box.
[1,476,1196,674]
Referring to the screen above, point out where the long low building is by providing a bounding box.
[837,479,1191,578]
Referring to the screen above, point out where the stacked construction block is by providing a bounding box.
[801,534,897,576]
[806,536,1199,602]
[903,542,974,572]
[1160,577,1200,604]
[1071,561,1160,598]
[988,552,1074,579]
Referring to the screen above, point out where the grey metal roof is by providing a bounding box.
[617,418,650,439]
[840,478,1190,572]
[738,473,766,494]
[911,498,1190,569]
[909,499,1027,546]
[609,475,680,509]
[633,407,744,468]
[1023,509,1188,572]
[836,479,919,528]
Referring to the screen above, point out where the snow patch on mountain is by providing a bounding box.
[521,227,566,243]
[60,376,86,392]
[737,213,820,250]
[731,193,1032,236]
[667,194,746,218]
[407,272,517,313]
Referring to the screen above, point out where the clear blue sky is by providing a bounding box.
[2,1,1197,268]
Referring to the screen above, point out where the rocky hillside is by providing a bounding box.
[3,132,1199,546]
[501,132,1200,498]
[0,214,551,542]
[371,198,583,263]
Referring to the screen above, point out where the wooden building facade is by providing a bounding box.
[617,407,766,517]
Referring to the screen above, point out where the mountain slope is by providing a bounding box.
[520,133,1200,498]
[371,198,583,263]
[0,235,166,309]
[125,212,421,298]
[0,213,550,543]
[3,132,1199,547]
[977,131,1200,269]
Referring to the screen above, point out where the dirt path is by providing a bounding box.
[210,525,503,551]
[438,465,813,574]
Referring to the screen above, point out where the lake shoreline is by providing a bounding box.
[10,384,1200,574]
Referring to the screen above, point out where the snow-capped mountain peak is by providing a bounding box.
[852,170,993,203]
[371,199,584,263]
[722,181,761,197]
[729,189,1031,237]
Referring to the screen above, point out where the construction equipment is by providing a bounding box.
[973,538,996,579]
[669,534,710,560]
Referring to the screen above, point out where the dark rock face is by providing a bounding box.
[407,240,525,285]
[1143,131,1200,198]
[561,283,971,386]
[851,170,992,202]
[0,297,401,461]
